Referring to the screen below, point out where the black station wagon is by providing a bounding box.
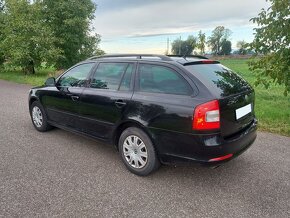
[29,54,257,176]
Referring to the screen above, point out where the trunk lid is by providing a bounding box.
[185,63,255,137]
[219,90,255,138]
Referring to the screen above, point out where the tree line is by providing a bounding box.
[170,26,249,56]
[171,0,289,96]
[0,0,103,74]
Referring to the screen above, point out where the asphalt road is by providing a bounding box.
[0,80,289,218]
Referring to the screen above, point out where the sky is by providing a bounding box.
[92,0,270,54]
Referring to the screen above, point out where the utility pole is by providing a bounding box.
[166,37,169,55]
[179,36,181,55]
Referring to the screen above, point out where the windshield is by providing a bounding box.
[185,64,252,97]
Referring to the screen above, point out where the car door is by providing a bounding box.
[132,62,213,158]
[78,61,135,139]
[41,62,96,129]
[132,62,195,132]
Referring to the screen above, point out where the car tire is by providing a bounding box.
[118,127,160,176]
[30,101,53,132]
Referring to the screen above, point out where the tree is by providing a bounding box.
[249,0,289,95]
[171,36,197,56]
[236,40,249,55]
[208,26,231,55]
[0,0,61,74]
[197,31,206,55]
[0,0,5,65]
[42,0,103,69]
[187,35,197,53]
[0,0,4,10]
[0,0,103,72]
[220,40,232,55]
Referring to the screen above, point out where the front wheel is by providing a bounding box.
[118,127,160,176]
[30,101,53,132]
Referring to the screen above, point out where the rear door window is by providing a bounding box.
[90,63,132,90]
[138,64,192,95]
[119,64,134,91]
[184,64,252,97]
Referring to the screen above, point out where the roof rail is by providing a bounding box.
[167,55,208,59]
[87,54,172,61]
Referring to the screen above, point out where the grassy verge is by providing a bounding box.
[220,59,290,136]
[0,68,57,86]
[0,59,289,136]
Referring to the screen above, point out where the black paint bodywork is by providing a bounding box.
[29,58,257,165]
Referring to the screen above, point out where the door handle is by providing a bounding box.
[115,100,127,108]
[71,95,80,101]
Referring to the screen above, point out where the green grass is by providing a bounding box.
[220,59,290,136]
[0,59,289,136]
[0,67,57,86]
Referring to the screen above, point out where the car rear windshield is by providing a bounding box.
[184,64,252,97]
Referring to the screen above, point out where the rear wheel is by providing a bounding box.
[30,101,53,132]
[118,127,160,176]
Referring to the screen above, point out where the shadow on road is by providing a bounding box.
[46,126,250,182]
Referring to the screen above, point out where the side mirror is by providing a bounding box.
[45,77,56,87]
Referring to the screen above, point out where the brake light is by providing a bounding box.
[201,60,215,64]
[193,100,220,130]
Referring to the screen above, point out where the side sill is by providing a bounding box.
[47,121,113,146]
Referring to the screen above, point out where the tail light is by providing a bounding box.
[193,100,220,130]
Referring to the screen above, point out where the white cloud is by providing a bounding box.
[93,0,269,39]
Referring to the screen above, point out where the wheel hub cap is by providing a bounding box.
[32,106,43,128]
[123,135,148,169]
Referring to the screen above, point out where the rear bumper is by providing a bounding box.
[152,118,258,165]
